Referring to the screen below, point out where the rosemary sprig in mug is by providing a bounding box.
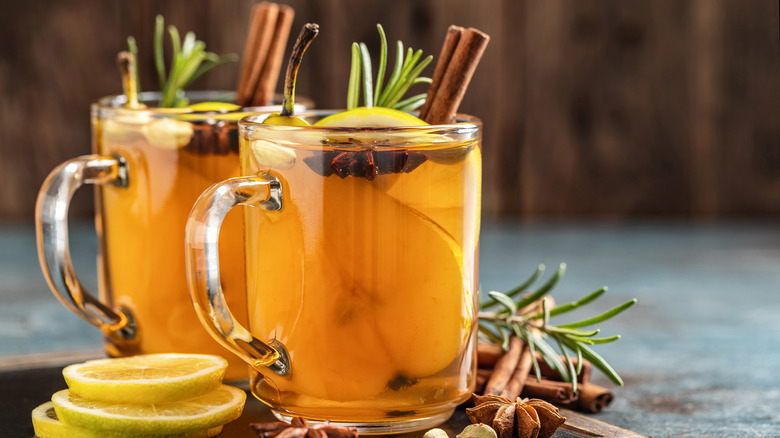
[478,263,636,393]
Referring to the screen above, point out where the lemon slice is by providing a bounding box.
[314,107,427,127]
[186,102,241,112]
[51,385,245,435]
[62,354,228,404]
[32,402,223,438]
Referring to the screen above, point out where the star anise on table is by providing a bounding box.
[465,394,565,438]
[250,417,359,438]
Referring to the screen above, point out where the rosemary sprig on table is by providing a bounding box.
[347,25,433,111]
[478,263,636,392]
[126,15,237,108]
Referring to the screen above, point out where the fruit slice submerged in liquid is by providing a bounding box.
[308,177,466,399]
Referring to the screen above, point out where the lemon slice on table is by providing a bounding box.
[62,354,228,404]
[32,402,223,438]
[50,385,245,435]
[314,106,428,127]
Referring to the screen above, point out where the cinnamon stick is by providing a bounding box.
[422,27,489,124]
[560,383,614,413]
[500,347,533,399]
[236,2,279,106]
[483,336,523,395]
[418,25,463,121]
[251,4,294,106]
[477,342,503,368]
[520,378,578,405]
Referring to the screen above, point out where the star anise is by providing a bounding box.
[303,149,428,180]
[465,394,565,438]
[250,417,359,438]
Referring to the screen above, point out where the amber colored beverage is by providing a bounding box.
[93,101,247,380]
[186,111,482,432]
[37,92,309,381]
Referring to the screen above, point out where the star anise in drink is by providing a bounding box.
[250,417,359,438]
[303,149,428,180]
[465,394,565,438]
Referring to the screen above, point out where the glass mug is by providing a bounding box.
[185,111,482,432]
[35,91,310,381]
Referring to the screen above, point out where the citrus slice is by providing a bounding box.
[32,402,224,438]
[314,107,427,127]
[51,385,245,435]
[62,354,228,404]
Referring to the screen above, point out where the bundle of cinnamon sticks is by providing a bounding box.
[236,1,295,107]
[420,25,490,124]
[476,340,615,414]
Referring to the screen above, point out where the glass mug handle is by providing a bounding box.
[35,154,137,341]
[185,174,290,376]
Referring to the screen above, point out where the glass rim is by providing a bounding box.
[92,90,312,117]
[239,109,482,134]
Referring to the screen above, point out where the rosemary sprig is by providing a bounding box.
[126,15,237,108]
[346,25,433,111]
[478,263,636,392]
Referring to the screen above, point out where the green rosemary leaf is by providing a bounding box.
[185,53,238,89]
[413,77,432,85]
[558,298,637,329]
[382,48,422,107]
[570,334,621,345]
[562,337,623,386]
[394,93,427,112]
[374,24,388,106]
[378,41,404,106]
[556,336,577,392]
[533,333,571,383]
[532,287,608,319]
[542,297,551,328]
[347,42,361,110]
[385,55,432,108]
[527,335,542,381]
[515,263,566,311]
[498,325,510,351]
[480,264,545,310]
[182,31,197,57]
[358,43,373,107]
[545,326,600,337]
[154,15,166,90]
[488,291,517,315]
[576,346,583,375]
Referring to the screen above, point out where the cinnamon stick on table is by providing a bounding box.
[421,27,490,124]
[236,2,294,107]
[483,336,523,395]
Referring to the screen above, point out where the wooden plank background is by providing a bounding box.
[0,0,778,220]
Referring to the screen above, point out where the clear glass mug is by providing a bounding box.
[185,111,482,432]
[35,91,310,381]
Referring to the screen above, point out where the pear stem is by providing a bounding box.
[280,23,319,117]
[116,51,142,109]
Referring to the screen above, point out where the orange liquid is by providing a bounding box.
[94,116,248,380]
[241,139,481,422]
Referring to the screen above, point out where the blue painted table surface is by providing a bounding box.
[1,221,779,437]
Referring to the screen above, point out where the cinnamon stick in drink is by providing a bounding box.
[418,25,463,121]
[236,2,279,106]
[422,27,489,124]
[251,5,295,106]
